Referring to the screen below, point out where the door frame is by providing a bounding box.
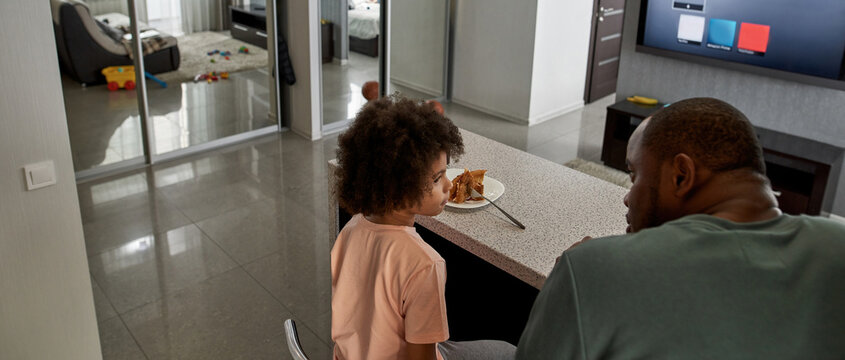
[583,0,625,103]
[583,0,601,103]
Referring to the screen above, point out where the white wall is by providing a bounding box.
[451,0,537,122]
[282,0,323,140]
[0,1,102,359]
[390,0,447,97]
[451,0,594,125]
[528,0,593,124]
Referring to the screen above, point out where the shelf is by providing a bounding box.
[600,98,843,215]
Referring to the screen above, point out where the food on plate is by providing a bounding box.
[449,169,486,203]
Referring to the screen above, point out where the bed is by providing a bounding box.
[348,2,379,57]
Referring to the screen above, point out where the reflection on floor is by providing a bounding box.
[83,93,616,359]
[321,52,378,126]
[62,69,274,172]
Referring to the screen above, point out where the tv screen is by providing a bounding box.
[636,0,845,86]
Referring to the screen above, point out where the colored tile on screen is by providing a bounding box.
[737,22,770,55]
[706,18,737,51]
[677,14,706,45]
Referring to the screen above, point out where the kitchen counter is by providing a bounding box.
[329,129,629,289]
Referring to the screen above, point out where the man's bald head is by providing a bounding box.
[641,98,765,175]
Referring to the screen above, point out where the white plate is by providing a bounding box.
[445,168,505,209]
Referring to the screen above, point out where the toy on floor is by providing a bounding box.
[102,65,136,91]
[208,49,235,61]
[144,72,167,88]
[426,100,444,115]
[238,46,249,54]
[192,71,230,83]
[362,81,379,101]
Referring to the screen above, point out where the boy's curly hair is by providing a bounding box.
[335,96,464,216]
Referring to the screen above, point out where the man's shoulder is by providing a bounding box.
[567,213,845,264]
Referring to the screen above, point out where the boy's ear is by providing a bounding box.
[671,153,696,198]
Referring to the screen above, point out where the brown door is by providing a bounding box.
[584,0,626,103]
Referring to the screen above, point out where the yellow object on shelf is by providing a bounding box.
[626,95,658,105]
[101,66,137,91]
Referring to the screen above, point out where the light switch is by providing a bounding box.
[24,160,57,191]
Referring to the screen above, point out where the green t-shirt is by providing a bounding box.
[516,214,845,359]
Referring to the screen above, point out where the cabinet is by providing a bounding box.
[601,100,664,171]
[601,99,843,215]
[230,3,267,49]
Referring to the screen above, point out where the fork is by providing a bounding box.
[471,188,526,229]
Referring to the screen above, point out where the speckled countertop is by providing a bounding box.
[329,129,629,289]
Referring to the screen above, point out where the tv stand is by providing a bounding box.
[601,99,843,215]
[230,3,267,49]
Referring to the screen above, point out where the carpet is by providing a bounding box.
[564,158,632,189]
[154,31,269,83]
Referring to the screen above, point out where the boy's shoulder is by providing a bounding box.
[340,215,444,264]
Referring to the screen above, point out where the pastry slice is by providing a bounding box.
[449,169,487,203]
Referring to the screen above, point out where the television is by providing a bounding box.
[636,0,845,90]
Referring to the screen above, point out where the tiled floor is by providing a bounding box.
[321,52,379,126]
[79,93,615,359]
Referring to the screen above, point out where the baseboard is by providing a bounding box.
[332,58,348,66]
[528,101,585,126]
[389,77,441,98]
[290,126,320,141]
[450,98,529,125]
[322,119,351,136]
[826,212,845,224]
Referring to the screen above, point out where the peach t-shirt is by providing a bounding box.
[331,214,449,360]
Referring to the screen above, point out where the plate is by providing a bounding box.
[445,168,505,209]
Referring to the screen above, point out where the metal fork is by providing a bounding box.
[471,188,526,229]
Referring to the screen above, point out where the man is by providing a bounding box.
[516,98,845,359]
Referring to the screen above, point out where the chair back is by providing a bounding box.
[284,319,310,360]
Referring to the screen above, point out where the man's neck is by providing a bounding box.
[686,172,782,224]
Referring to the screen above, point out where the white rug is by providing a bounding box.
[564,158,632,189]
[154,32,269,83]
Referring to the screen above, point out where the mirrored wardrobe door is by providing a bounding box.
[320,0,381,131]
[387,0,449,101]
[145,0,278,157]
[56,0,146,177]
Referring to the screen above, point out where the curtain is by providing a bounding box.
[180,0,224,34]
[85,0,148,22]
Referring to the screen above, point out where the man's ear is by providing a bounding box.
[671,153,696,198]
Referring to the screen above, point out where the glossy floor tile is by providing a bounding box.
[62,68,275,172]
[321,52,379,126]
[81,93,615,359]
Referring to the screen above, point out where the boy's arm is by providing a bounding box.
[406,343,437,360]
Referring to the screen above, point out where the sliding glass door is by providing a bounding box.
[318,0,451,134]
[57,0,147,177]
[320,0,382,132]
[144,0,279,159]
[56,0,284,180]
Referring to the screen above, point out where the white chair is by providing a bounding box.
[284,319,310,360]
